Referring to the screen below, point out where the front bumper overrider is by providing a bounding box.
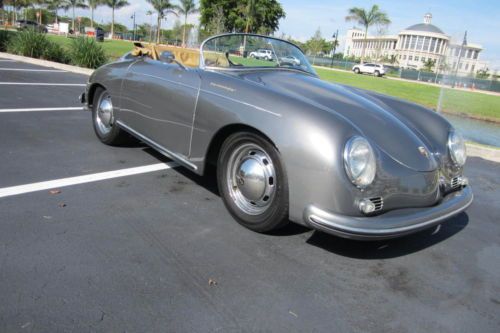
[304,186,473,240]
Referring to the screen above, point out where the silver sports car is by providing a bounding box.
[80,33,473,240]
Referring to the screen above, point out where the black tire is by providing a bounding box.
[92,87,133,146]
[354,68,360,74]
[217,132,289,233]
[374,70,380,77]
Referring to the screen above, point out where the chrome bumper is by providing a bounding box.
[304,186,473,240]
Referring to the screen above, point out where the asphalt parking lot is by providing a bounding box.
[0,57,499,333]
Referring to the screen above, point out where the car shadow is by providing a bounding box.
[141,147,470,254]
[142,147,220,195]
[305,212,469,259]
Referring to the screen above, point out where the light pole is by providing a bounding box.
[330,29,339,67]
[130,12,136,41]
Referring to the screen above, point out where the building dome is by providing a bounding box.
[405,23,444,34]
[405,13,445,34]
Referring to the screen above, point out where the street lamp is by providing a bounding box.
[330,30,339,67]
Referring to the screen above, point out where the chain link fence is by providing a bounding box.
[310,56,500,94]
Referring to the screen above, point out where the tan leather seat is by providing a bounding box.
[131,44,200,68]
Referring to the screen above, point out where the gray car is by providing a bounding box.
[80,33,472,240]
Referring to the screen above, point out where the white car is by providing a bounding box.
[279,55,301,65]
[352,63,386,77]
[249,49,274,61]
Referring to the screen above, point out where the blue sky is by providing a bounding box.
[71,0,500,69]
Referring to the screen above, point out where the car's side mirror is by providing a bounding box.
[160,51,175,64]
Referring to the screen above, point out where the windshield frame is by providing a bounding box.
[199,33,317,76]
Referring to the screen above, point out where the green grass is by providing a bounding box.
[46,34,133,59]
[315,68,500,121]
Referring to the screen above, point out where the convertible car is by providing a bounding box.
[80,33,473,240]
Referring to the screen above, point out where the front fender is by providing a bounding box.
[190,70,362,224]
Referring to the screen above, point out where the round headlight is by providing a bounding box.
[344,136,376,188]
[448,131,466,166]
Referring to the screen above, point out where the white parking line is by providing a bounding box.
[0,82,86,86]
[0,68,65,72]
[0,162,178,199]
[0,59,16,62]
[0,107,84,113]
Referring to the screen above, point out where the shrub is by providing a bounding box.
[69,37,107,69]
[0,30,16,52]
[7,30,48,58]
[43,42,70,64]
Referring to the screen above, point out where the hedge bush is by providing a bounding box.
[69,37,107,69]
[43,41,70,64]
[5,30,70,64]
[3,30,108,68]
[0,30,16,52]
[7,30,47,58]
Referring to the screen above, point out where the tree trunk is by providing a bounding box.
[182,14,187,47]
[111,7,115,39]
[149,16,153,42]
[361,26,368,64]
[90,6,94,29]
[156,15,161,44]
[72,6,75,31]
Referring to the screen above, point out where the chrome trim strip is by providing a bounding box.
[119,108,192,129]
[116,120,198,171]
[200,89,282,117]
[139,72,199,90]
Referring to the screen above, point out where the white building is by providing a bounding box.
[343,14,486,75]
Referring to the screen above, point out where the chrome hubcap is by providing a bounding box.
[227,143,276,215]
[95,93,113,135]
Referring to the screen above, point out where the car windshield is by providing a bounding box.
[201,34,316,75]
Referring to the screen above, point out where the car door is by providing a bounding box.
[364,64,374,74]
[119,57,201,157]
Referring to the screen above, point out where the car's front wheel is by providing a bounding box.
[217,132,289,233]
[354,67,360,74]
[374,70,381,77]
[92,87,132,145]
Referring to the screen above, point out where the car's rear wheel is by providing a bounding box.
[92,87,132,145]
[354,68,360,74]
[217,132,289,233]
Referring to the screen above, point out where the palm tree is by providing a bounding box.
[177,0,198,47]
[345,5,390,63]
[87,0,102,29]
[242,0,264,33]
[147,0,178,44]
[104,0,129,39]
[63,0,87,32]
[46,0,65,23]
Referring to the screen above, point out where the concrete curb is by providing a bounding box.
[0,52,94,76]
[466,143,500,163]
[2,52,499,163]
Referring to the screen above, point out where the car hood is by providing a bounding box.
[238,70,438,172]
